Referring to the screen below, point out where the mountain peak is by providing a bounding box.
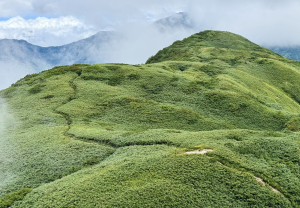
[154,12,194,30]
[146,30,280,64]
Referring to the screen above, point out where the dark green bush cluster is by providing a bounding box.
[81,65,127,86]
[81,74,125,86]
[82,157,102,166]
[169,63,191,71]
[198,65,224,76]
[107,75,125,86]
[205,90,226,102]
[105,65,121,71]
[0,86,16,98]
[13,73,41,86]
[0,188,31,208]
[48,166,81,182]
[183,81,202,94]
[285,117,300,131]
[44,65,85,78]
[141,82,164,94]
[199,78,218,89]
[146,47,187,64]
[48,155,109,182]
[226,133,243,141]
[41,95,54,99]
[28,84,44,94]
[127,73,140,80]
[84,65,106,73]
[235,138,300,163]
[80,74,106,81]
[145,49,166,64]
[228,57,244,66]
[23,73,38,81]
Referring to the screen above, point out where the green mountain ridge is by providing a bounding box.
[1,30,300,207]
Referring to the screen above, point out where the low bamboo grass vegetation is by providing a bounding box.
[1,30,300,207]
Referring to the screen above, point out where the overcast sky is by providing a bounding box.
[1,0,300,90]
[0,0,300,46]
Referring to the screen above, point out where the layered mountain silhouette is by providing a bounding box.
[1,12,300,90]
[268,46,300,61]
[1,12,300,74]
[0,31,115,71]
[154,12,195,31]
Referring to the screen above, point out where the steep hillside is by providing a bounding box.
[1,31,300,207]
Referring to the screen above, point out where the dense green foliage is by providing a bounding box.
[1,30,300,207]
[0,188,31,208]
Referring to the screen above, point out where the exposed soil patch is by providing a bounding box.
[255,176,281,194]
[185,149,213,155]
[255,176,266,185]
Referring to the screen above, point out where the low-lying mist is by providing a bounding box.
[0,97,16,191]
[0,61,37,90]
[106,24,195,64]
[0,20,196,90]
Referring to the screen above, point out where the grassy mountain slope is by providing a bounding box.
[1,30,300,207]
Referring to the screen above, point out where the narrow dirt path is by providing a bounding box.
[184,149,285,196]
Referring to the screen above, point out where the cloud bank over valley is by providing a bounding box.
[0,16,98,46]
[1,0,300,89]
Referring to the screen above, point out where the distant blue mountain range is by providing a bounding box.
[2,12,298,75]
[0,31,115,72]
[267,46,300,61]
[1,12,300,90]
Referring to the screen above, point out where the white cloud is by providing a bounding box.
[0,16,99,46]
[2,0,300,47]
[187,0,300,46]
[0,0,33,17]
[2,0,300,91]
[0,61,36,90]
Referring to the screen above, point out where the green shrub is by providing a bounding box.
[41,95,54,99]
[83,157,102,166]
[22,73,40,85]
[285,117,300,131]
[199,78,218,89]
[183,81,202,94]
[199,65,223,76]
[0,86,16,98]
[48,166,82,182]
[141,83,164,94]
[81,74,107,81]
[127,73,140,80]
[0,188,31,208]
[170,63,191,71]
[23,73,39,81]
[108,75,125,86]
[263,131,282,137]
[84,65,106,73]
[44,65,85,78]
[226,133,243,141]
[28,84,44,94]
[106,66,121,71]
[273,111,286,121]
